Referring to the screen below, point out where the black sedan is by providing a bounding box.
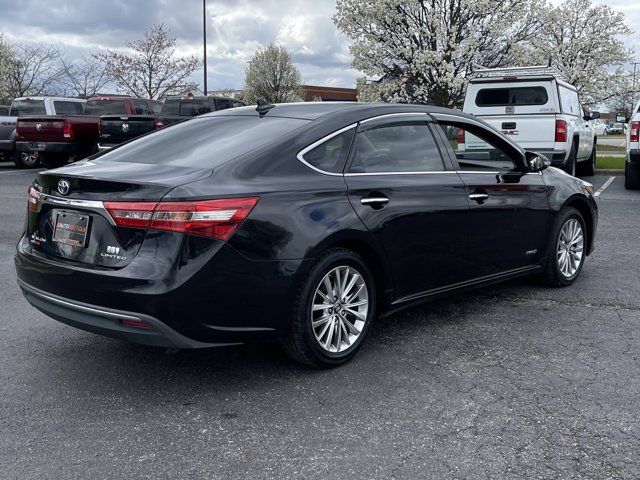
[15,102,598,367]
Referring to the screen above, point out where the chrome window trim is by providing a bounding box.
[359,112,429,124]
[344,171,457,177]
[296,123,358,176]
[38,192,116,225]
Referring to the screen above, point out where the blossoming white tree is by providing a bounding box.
[334,0,543,107]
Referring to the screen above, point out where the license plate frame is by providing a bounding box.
[29,141,47,151]
[52,211,90,248]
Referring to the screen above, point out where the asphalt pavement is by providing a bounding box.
[1,163,639,479]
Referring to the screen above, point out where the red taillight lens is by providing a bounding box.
[103,201,156,229]
[555,119,567,143]
[119,318,151,328]
[104,197,259,240]
[630,121,639,143]
[154,119,165,129]
[456,128,465,144]
[27,185,40,212]
[63,121,73,139]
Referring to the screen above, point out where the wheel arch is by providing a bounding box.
[562,195,595,255]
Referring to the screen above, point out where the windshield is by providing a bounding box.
[84,100,127,116]
[11,99,46,116]
[162,98,210,116]
[98,116,309,168]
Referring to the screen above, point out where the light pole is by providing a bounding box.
[203,0,208,95]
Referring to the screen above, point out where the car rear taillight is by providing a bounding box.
[27,185,40,212]
[555,119,567,143]
[154,119,165,129]
[119,318,151,328]
[630,122,639,143]
[63,120,74,140]
[104,197,259,240]
[457,128,465,144]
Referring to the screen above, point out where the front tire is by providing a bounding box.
[542,207,586,287]
[283,248,376,368]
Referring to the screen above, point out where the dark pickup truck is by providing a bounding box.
[15,96,162,168]
[98,95,244,151]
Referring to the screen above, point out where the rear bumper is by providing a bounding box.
[18,280,234,349]
[15,141,75,154]
[628,149,640,165]
[0,139,14,152]
[532,149,568,165]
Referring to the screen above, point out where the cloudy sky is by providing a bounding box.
[0,0,638,92]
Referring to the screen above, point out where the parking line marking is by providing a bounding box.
[594,176,615,197]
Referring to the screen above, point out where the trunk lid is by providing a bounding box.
[100,115,157,146]
[27,161,212,268]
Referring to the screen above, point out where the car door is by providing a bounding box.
[344,113,470,299]
[432,113,552,278]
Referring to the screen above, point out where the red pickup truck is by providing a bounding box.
[15,96,162,168]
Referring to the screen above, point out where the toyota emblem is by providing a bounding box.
[122,123,129,133]
[35,123,42,131]
[57,179,70,196]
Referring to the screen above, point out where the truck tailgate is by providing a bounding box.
[100,115,157,145]
[16,116,67,142]
[475,115,556,151]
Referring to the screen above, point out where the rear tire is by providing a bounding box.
[283,248,376,368]
[12,151,40,169]
[541,207,586,287]
[625,162,640,190]
[41,153,68,169]
[577,146,596,177]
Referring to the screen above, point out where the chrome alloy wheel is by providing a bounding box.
[556,218,584,279]
[21,152,39,167]
[311,265,369,353]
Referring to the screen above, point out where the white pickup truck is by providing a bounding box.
[462,66,598,176]
[625,102,640,189]
[0,96,85,168]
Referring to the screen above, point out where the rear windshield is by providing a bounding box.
[11,99,46,116]
[84,100,127,116]
[162,98,210,116]
[476,87,549,107]
[98,116,309,168]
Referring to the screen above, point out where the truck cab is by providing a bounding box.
[462,66,598,176]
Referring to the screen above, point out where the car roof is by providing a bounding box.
[208,101,474,122]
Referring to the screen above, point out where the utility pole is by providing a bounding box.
[632,62,639,113]
[203,0,208,95]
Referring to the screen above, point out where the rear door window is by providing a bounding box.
[53,101,84,115]
[476,87,548,106]
[301,128,355,173]
[559,86,580,116]
[133,100,150,115]
[349,120,444,173]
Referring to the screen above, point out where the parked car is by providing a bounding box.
[15,96,162,168]
[15,102,598,367]
[0,105,9,116]
[0,97,86,168]
[608,123,626,135]
[463,65,598,176]
[590,119,608,136]
[624,105,640,189]
[97,95,244,151]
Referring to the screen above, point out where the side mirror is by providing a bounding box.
[526,151,551,172]
[616,113,628,123]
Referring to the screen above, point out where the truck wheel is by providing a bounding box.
[562,143,577,176]
[41,153,68,169]
[577,146,596,177]
[625,162,640,190]
[12,151,40,169]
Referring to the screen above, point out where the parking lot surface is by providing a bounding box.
[1,164,639,479]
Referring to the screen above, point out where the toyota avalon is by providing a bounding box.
[15,102,598,367]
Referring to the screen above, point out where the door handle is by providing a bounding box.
[468,192,489,203]
[360,196,389,206]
